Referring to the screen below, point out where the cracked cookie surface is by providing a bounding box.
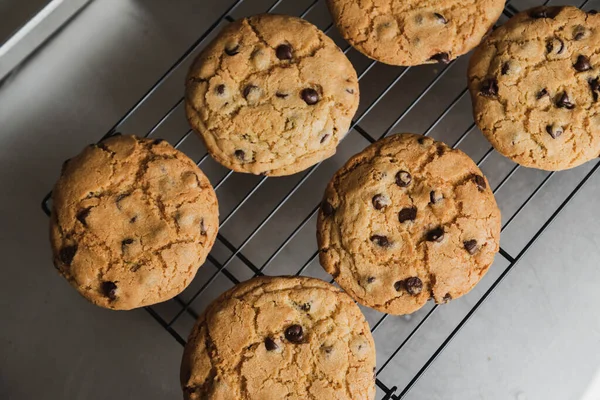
[181,276,376,400]
[468,6,600,171]
[50,135,219,310]
[326,0,505,66]
[185,14,360,176]
[317,134,501,315]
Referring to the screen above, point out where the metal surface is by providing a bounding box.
[39,0,600,399]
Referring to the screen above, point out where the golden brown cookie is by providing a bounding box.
[50,135,219,310]
[181,276,376,400]
[185,14,359,176]
[317,134,501,315]
[468,6,600,171]
[327,0,505,66]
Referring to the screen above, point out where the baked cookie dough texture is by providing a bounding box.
[318,133,501,315]
[50,135,219,310]
[186,14,360,176]
[181,276,376,400]
[327,0,505,66]
[469,6,600,171]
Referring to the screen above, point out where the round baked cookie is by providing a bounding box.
[185,14,360,176]
[326,0,505,66]
[469,6,600,171]
[50,135,219,310]
[181,276,376,400]
[317,134,501,315]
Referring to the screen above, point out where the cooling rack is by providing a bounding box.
[41,0,600,398]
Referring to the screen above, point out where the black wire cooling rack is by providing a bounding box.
[41,0,600,398]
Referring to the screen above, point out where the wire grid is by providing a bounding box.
[41,0,600,398]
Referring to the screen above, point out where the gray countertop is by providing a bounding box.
[1,1,599,399]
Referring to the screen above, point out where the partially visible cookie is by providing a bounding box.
[317,134,501,315]
[326,0,505,66]
[181,276,376,400]
[50,135,219,310]
[186,14,360,176]
[469,6,600,171]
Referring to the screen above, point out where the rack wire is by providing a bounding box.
[41,0,600,398]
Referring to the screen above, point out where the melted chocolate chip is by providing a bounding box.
[346,88,355,94]
[529,6,562,19]
[589,10,599,15]
[225,44,240,56]
[480,79,499,97]
[395,171,412,187]
[130,216,137,223]
[434,13,447,24]
[546,37,565,55]
[556,92,575,109]
[394,281,403,291]
[372,194,389,210]
[216,84,226,95]
[501,62,510,75]
[430,52,450,64]
[398,207,417,223]
[59,245,77,266]
[405,277,424,295]
[122,238,134,246]
[472,174,487,191]
[243,85,258,99]
[590,78,600,101]
[200,219,207,236]
[574,55,591,72]
[265,337,278,351]
[418,137,427,145]
[321,201,335,216]
[370,235,391,247]
[102,281,117,300]
[76,207,92,226]
[276,44,293,60]
[320,134,330,144]
[546,124,564,139]
[574,26,586,41]
[367,277,376,284]
[275,92,288,98]
[234,149,245,161]
[442,293,452,304]
[285,325,304,343]
[301,88,319,105]
[430,190,443,204]
[536,88,549,100]
[463,239,479,255]
[426,227,444,242]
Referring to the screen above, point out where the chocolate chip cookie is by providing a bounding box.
[326,0,505,66]
[181,276,376,400]
[186,14,360,176]
[50,135,219,310]
[469,6,600,171]
[317,134,501,315]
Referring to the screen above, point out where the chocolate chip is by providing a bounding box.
[299,303,311,312]
[418,137,426,145]
[243,85,258,99]
[234,149,245,161]
[200,219,207,236]
[430,190,443,204]
[395,171,412,187]
[480,79,498,97]
[370,235,391,247]
[346,88,355,94]
[464,239,478,255]
[367,277,376,284]
[529,6,562,19]
[102,281,117,300]
[276,44,293,60]
[574,55,592,72]
[265,337,278,351]
[442,293,452,304]
[589,10,598,15]
[405,277,423,295]
[399,207,417,223]
[275,92,288,98]
[394,281,403,291]
[426,227,444,242]
[122,238,134,246]
[434,13,447,24]
[556,92,575,109]
[116,193,129,209]
[225,44,240,56]
[130,216,137,223]
[323,346,333,354]
[59,245,77,266]
[301,88,319,105]
[430,52,450,64]
[372,194,389,210]
[76,207,92,226]
[321,200,335,216]
[589,78,600,101]
[285,325,304,343]
[546,124,564,139]
[472,174,487,191]
[546,37,565,55]
[574,26,586,41]
[320,134,330,144]
[536,88,549,100]
[501,62,510,75]
[216,84,226,95]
